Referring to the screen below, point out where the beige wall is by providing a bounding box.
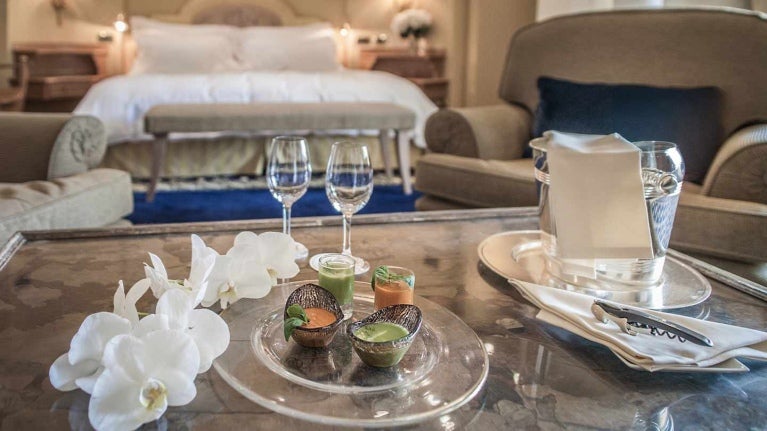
[463,0,536,106]
[6,0,123,74]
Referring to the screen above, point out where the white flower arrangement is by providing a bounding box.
[49,232,299,431]
[391,8,433,39]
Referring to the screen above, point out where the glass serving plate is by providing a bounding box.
[213,280,489,427]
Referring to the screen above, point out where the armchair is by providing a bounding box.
[0,113,133,245]
[415,8,767,263]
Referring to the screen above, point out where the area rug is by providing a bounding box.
[129,184,421,224]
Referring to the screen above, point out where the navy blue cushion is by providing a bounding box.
[532,77,723,184]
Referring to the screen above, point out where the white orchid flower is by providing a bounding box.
[203,231,299,309]
[144,234,218,306]
[88,330,199,431]
[136,289,230,373]
[49,279,149,394]
[113,279,150,327]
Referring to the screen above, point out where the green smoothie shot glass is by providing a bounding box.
[318,254,356,320]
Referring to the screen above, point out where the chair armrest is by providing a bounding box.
[701,123,767,205]
[0,114,106,183]
[424,104,532,160]
[671,191,767,262]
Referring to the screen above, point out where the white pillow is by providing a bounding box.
[129,17,240,75]
[236,23,340,72]
[130,30,240,75]
[130,16,234,34]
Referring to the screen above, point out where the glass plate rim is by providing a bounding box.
[251,289,442,394]
[212,280,490,427]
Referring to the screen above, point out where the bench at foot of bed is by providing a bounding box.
[143,102,418,202]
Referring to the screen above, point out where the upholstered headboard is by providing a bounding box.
[152,0,320,26]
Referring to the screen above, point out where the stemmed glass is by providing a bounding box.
[267,136,312,260]
[324,141,374,274]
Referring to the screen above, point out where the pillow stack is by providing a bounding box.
[129,16,340,75]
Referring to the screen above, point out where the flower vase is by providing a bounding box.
[408,37,419,55]
[417,37,428,56]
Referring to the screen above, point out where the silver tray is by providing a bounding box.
[478,230,712,309]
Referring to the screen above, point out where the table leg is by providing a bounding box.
[147,134,167,202]
[378,129,394,178]
[395,130,413,195]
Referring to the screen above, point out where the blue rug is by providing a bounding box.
[129,185,421,224]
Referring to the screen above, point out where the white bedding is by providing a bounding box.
[75,70,438,148]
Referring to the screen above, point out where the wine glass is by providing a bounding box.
[267,136,312,260]
[324,141,374,274]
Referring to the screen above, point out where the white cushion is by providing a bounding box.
[237,23,340,72]
[129,16,240,75]
[128,18,339,74]
[0,169,133,244]
[130,16,233,34]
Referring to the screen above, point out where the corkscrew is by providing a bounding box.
[591,300,714,347]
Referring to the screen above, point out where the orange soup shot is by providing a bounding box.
[302,307,338,329]
[372,266,415,310]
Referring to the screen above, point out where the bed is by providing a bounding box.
[74,0,438,179]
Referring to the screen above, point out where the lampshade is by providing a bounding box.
[114,12,128,33]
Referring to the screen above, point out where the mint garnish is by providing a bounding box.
[371,266,414,291]
[284,304,310,341]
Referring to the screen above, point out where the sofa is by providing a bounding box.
[0,113,133,245]
[416,8,767,263]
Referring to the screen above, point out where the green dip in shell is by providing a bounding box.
[353,322,409,343]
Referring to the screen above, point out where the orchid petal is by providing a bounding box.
[126,278,151,305]
[89,368,161,431]
[189,235,218,307]
[100,334,148,383]
[202,255,232,307]
[148,253,167,279]
[145,253,171,298]
[233,267,273,300]
[257,232,300,278]
[112,278,151,327]
[68,312,132,365]
[113,282,126,320]
[133,313,170,338]
[232,231,258,247]
[49,353,99,392]
[74,366,104,394]
[187,309,230,372]
[227,241,264,261]
[155,289,192,331]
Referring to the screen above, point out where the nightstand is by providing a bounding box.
[12,42,108,112]
[358,48,449,107]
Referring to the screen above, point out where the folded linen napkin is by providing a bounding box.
[510,280,767,371]
[545,131,653,261]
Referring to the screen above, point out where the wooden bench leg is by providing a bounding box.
[147,134,168,202]
[378,129,394,178]
[395,130,413,195]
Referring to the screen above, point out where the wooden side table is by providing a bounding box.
[358,48,449,107]
[11,42,108,112]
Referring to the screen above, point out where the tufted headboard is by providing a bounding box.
[152,0,321,27]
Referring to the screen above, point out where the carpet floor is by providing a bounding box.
[129,185,421,224]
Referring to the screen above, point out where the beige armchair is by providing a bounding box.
[416,8,767,263]
[0,113,133,245]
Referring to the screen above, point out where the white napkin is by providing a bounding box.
[545,131,653,260]
[511,280,767,371]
